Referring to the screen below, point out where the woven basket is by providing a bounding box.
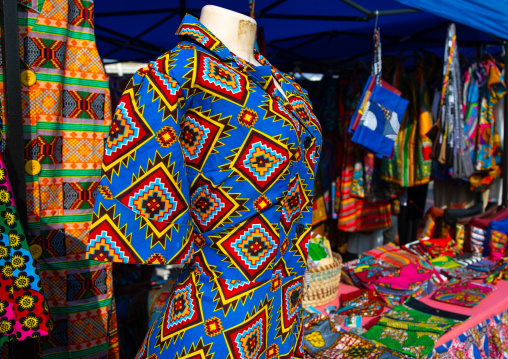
[303,252,342,307]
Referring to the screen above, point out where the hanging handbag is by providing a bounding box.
[348,29,409,159]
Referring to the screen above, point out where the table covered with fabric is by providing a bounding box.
[316,280,508,357]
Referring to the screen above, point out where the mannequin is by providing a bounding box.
[200,5,287,99]
[200,5,260,66]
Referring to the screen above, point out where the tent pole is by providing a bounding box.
[503,41,508,207]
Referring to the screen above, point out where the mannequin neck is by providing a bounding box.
[200,5,260,66]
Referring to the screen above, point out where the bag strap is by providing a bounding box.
[372,28,382,84]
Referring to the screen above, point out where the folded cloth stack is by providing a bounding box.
[431,280,496,308]
[431,253,496,280]
[303,313,410,359]
[469,207,508,257]
[363,298,470,359]
[343,244,440,306]
[335,289,386,317]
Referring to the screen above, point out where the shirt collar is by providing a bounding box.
[176,14,282,73]
[176,14,237,63]
[176,14,297,104]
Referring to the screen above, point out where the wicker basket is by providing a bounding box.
[303,252,342,307]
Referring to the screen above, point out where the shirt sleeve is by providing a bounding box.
[86,63,193,265]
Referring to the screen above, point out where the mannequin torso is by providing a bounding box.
[200,5,287,99]
[200,5,260,66]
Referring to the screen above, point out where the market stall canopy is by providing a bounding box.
[395,0,508,41]
[95,0,507,73]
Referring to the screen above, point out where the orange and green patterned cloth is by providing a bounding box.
[363,298,469,358]
[0,0,117,358]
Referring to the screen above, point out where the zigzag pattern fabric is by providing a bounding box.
[88,14,322,359]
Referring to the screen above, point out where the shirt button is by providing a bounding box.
[296,224,305,236]
[25,160,41,175]
[304,136,312,149]
[20,70,37,87]
[29,244,42,260]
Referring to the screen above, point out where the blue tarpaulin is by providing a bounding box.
[95,0,506,72]
[395,0,508,41]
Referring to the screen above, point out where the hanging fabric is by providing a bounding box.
[0,148,50,347]
[381,57,434,187]
[427,23,474,178]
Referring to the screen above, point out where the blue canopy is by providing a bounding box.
[395,0,508,41]
[95,0,506,72]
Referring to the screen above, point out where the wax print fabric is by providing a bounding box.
[431,280,495,308]
[471,59,505,172]
[0,150,50,347]
[87,14,322,359]
[441,267,484,281]
[487,217,508,261]
[460,57,505,191]
[431,308,508,359]
[363,298,469,359]
[302,314,408,359]
[381,58,434,187]
[0,1,118,358]
[467,258,496,272]
[349,30,409,159]
[485,259,508,283]
[468,208,508,257]
[341,249,437,306]
[337,289,385,317]
[420,238,455,258]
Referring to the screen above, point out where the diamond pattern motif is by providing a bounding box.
[181,115,210,160]
[117,164,187,224]
[128,178,178,222]
[281,175,309,233]
[180,109,227,171]
[194,52,250,106]
[190,174,240,232]
[231,129,289,193]
[289,96,321,132]
[102,89,155,178]
[224,305,268,359]
[158,275,203,345]
[217,215,278,281]
[105,101,141,157]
